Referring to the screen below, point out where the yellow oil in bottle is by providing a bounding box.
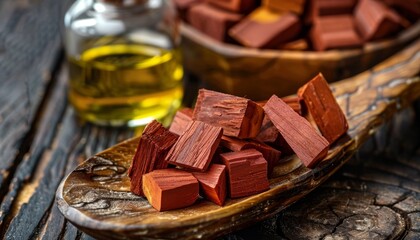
[68,44,183,127]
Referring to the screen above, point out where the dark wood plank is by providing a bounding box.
[0,67,68,237]
[39,126,92,240]
[4,107,81,240]
[0,0,66,210]
[0,79,135,239]
[62,223,81,240]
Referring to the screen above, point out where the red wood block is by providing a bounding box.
[142,169,199,211]
[263,95,329,168]
[220,135,251,152]
[193,89,264,139]
[206,0,257,13]
[354,0,408,41]
[298,73,348,143]
[128,120,178,196]
[192,164,227,206]
[220,136,281,176]
[310,15,363,51]
[281,96,302,115]
[169,108,193,135]
[166,121,223,171]
[229,8,301,49]
[256,96,301,150]
[188,3,243,42]
[263,0,306,15]
[221,149,270,198]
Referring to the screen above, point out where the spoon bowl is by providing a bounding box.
[56,39,420,239]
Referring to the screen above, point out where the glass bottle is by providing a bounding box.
[64,0,183,127]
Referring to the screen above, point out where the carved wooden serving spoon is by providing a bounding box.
[56,39,420,240]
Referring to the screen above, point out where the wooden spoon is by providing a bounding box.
[56,39,420,240]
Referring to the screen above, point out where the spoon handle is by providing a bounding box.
[333,39,420,142]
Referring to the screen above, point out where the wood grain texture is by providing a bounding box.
[276,106,420,240]
[0,0,63,204]
[142,169,199,211]
[169,108,194,135]
[264,95,329,168]
[0,63,134,240]
[192,164,227,206]
[221,149,270,198]
[57,39,420,239]
[298,73,349,143]
[166,121,223,171]
[0,0,74,238]
[193,89,264,139]
[205,105,420,240]
[181,20,420,100]
[128,120,178,196]
[220,136,282,176]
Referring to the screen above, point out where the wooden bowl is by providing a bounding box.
[181,21,420,100]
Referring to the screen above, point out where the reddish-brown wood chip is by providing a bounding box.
[256,97,301,154]
[192,164,227,206]
[193,89,264,139]
[229,9,301,49]
[298,73,349,143]
[169,108,193,135]
[188,3,243,41]
[263,95,329,168]
[128,120,178,196]
[142,169,199,211]
[166,121,223,171]
[220,136,281,176]
[354,0,408,41]
[310,15,362,51]
[221,149,269,198]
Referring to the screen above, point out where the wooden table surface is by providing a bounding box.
[0,0,419,239]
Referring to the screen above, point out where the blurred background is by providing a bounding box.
[0,0,419,239]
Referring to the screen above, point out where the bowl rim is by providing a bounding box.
[180,20,420,60]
